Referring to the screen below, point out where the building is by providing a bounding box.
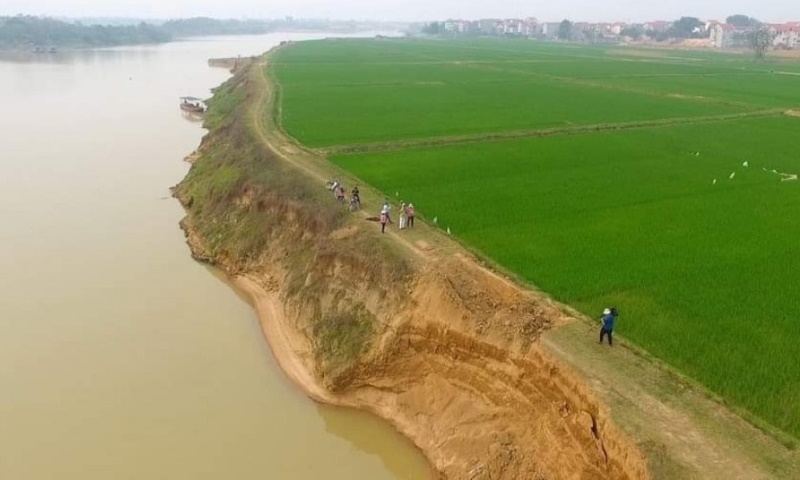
[500,19,525,35]
[443,19,472,34]
[478,19,502,35]
[540,22,562,38]
[643,21,672,33]
[709,23,730,48]
[771,23,800,48]
[709,23,751,48]
[523,17,539,37]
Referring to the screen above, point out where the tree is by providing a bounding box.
[750,26,774,59]
[669,17,705,39]
[726,15,760,28]
[421,22,442,35]
[582,28,600,43]
[0,15,171,49]
[558,19,573,41]
[620,26,644,39]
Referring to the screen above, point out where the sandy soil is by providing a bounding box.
[227,260,648,479]
[176,47,800,479]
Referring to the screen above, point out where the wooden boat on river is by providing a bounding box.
[180,96,207,114]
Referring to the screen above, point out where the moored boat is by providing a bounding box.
[180,96,207,114]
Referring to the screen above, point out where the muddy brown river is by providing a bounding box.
[0,33,430,479]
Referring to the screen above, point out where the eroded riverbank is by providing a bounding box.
[174,51,650,479]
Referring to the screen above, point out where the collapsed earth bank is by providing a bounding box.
[173,57,649,479]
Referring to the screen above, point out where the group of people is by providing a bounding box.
[328,182,618,347]
[326,179,361,211]
[379,200,415,234]
[326,180,419,234]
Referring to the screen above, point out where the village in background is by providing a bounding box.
[2,13,797,53]
[417,15,799,51]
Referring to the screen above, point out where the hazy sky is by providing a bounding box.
[0,0,795,23]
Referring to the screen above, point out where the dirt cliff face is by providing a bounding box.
[174,61,649,479]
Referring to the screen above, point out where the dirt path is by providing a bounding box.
[252,61,435,262]
[245,52,800,478]
[544,322,800,478]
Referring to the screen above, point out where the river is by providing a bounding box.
[0,33,430,479]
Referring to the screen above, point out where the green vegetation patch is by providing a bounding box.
[332,115,800,437]
[275,37,800,438]
[273,39,761,147]
[176,70,346,263]
[313,304,376,378]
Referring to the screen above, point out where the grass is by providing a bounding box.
[271,37,800,440]
[332,116,800,437]
[272,39,770,147]
[178,64,417,390]
[313,304,376,379]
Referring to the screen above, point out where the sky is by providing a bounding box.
[0,0,795,23]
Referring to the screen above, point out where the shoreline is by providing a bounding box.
[233,274,438,475]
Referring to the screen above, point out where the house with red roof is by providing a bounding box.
[770,23,800,48]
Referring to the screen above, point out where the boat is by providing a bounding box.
[180,96,207,114]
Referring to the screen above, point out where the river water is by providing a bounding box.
[0,33,430,479]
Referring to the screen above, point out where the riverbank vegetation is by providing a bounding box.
[0,15,170,49]
[274,37,800,439]
[174,68,412,381]
[0,15,399,50]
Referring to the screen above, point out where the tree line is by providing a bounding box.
[0,16,170,48]
[0,16,286,49]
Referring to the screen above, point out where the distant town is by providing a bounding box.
[3,13,799,53]
[417,15,800,50]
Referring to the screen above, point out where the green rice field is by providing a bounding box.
[273,38,800,438]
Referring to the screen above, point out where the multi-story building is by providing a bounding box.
[771,23,800,48]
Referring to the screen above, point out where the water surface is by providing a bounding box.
[0,33,430,479]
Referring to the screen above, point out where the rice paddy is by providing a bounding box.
[273,37,800,438]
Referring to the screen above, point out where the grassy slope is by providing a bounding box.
[277,37,800,438]
[175,70,411,381]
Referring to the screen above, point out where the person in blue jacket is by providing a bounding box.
[599,307,617,346]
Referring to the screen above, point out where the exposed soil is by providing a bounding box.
[174,46,800,479]
[182,150,199,164]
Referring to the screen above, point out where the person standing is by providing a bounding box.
[406,203,415,228]
[380,210,390,233]
[599,307,616,346]
[399,202,407,230]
